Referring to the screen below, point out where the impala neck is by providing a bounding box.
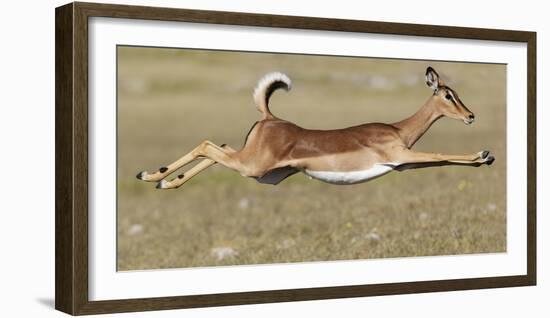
[393,97,442,148]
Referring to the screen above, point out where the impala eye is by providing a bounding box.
[445,93,452,100]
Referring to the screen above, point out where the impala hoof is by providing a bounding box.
[136,171,147,180]
[156,180,168,189]
[486,156,495,165]
[480,150,490,159]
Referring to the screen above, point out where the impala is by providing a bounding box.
[137,67,494,189]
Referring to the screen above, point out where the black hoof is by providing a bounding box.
[486,156,495,165]
[156,180,168,189]
[159,167,168,173]
[481,150,490,159]
[178,174,184,179]
[136,171,145,180]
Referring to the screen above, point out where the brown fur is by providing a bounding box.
[137,67,493,189]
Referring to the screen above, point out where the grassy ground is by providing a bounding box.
[116,47,506,270]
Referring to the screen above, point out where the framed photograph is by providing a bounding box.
[55,2,536,315]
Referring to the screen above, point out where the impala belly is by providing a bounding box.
[303,163,399,185]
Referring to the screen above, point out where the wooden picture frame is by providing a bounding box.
[55,2,536,315]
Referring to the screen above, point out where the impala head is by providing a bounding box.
[425,67,475,125]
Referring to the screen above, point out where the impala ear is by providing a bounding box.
[425,66,440,92]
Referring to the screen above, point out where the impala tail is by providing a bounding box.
[253,72,292,120]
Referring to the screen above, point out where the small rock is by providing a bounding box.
[211,247,239,261]
[238,198,250,210]
[276,239,296,250]
[127,224,143,236]
[365,232,381,241]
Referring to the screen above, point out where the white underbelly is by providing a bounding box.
[303,163,399,185]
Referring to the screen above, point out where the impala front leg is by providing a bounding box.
[393,149,495,171]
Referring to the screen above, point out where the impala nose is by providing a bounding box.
[464,113,475,124]
[462,113,475,125]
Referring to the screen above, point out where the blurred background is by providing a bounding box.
[117,46,506,271]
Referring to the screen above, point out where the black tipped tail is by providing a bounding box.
[253,72,292,119]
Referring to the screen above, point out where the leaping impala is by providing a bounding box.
[137,66,494,189]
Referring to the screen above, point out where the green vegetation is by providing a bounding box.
[117,47,506,270]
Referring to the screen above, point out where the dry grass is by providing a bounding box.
[116,47,506,270]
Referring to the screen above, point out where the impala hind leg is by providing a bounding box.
[136,142,236,182]
[394,149,495,171]
[157,144,237,189]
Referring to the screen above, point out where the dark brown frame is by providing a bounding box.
[55,1,537,315]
